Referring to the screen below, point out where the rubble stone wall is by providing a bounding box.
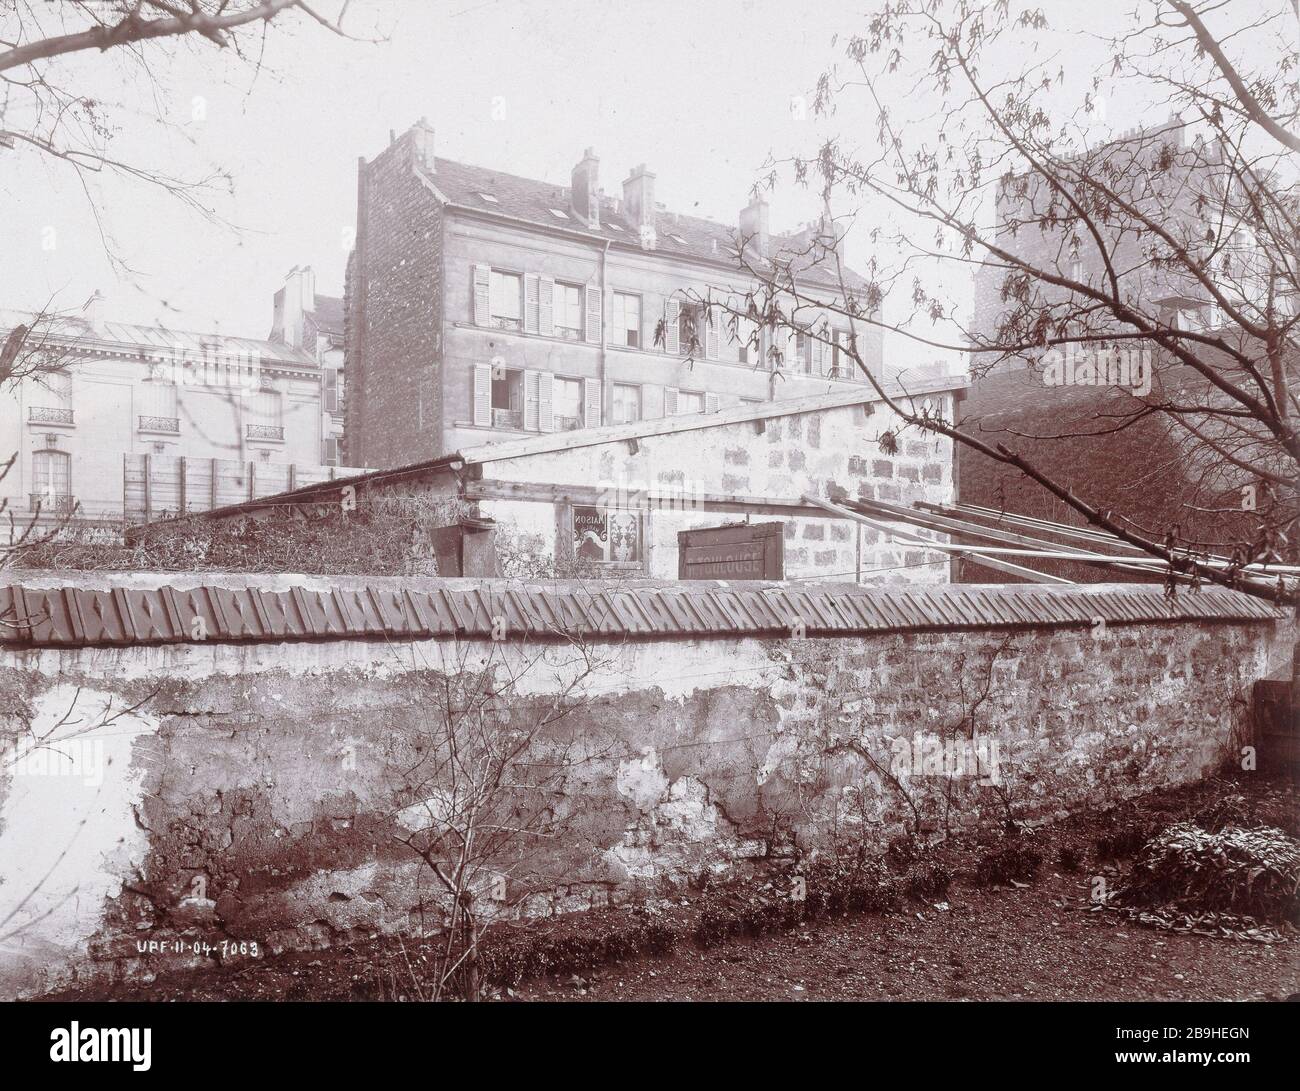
[0,586,1290,997]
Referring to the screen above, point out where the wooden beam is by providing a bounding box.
[463,478,831,517]
[800,494,1074,585]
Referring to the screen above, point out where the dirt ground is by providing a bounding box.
[41,772,1300,1003]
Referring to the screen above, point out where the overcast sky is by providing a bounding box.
[2,0,1207,368]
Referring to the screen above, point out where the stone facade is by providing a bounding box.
[344,121,886,471]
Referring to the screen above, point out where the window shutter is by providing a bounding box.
[524,274,540,333]
[472,363,491,426]
[584,285,602,344]
[705,307,720,360]
[537,371,554,432]
[582,378,601,429]
[664,300,680,355]
[473,265,491,326]
[705,392,720,414]
[812,334,825,376]
[664,386,678,416]
[524,370,540,431]
[540,277,555,337]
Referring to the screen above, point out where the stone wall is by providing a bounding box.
[0,575,1290,998]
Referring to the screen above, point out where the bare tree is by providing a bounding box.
[1,0,372,266]
[667,2,1297,618]
[386,629,614,1001]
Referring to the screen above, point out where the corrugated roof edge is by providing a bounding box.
[0,578,1284,648]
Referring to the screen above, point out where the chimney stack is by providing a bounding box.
[412,117,435,171]
[571,147,600,228]
[623,164,656,249]
[81,289,103,332]
[739,195,769,261]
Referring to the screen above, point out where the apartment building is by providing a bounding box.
[344,119,884,470]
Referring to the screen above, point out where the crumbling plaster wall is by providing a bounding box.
[0,611,1290,997]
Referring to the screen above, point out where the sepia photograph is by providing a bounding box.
[0,0,1296,1069]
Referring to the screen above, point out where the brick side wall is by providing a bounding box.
[346,132,445,469]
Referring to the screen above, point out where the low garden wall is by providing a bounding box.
[0,572,1290,997]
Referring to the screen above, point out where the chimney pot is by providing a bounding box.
[622,164,656,248]
[739,195,769,261]
[412,118,435,171]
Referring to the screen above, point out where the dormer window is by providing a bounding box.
[548,208,569,220]
[477,192,498,203]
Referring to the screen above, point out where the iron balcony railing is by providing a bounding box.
[29,493,76,514]
[246,423,285,440]
[28,406,74,424]
[138,415,180,433]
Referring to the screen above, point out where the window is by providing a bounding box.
[139,376,179,432]
[795,332,812,373]
[612,382,641,424]
[491,367,524,428]
[554,283,583,341]
[247,388,284,440]
[612,292,641,348]
[573,506,642,566]
[28,369,74,425]
[548,208,570,220]
[323,367,343,414]
[31,449,71,510]
[553,376,583,431]
[674,390,705,415]
[735,317,759,364]
[678,303,705,354]
[831,330,855,379]
[323,436,340,466]
[489,270,523,329]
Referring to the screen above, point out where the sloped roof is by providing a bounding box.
[426,156,866,290]
[309,295,345,337]
[1,311,319,368]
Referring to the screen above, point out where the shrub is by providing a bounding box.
[1192,794,1251,833]
[906,861,953,900]
[974,842,1043,886]
[693,907,742,948]
[1116,822,1300,924]
[1058,845,1084,872]
[1095,822,1156,861]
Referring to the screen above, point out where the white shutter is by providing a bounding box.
[812,334,826,376]
[537,371,554,432]
[664,386,679,417]
[539,277,555,337]
[664,300,680,355]
[705,306,719,360]
[705,392,720,414]
[584,284,602,344]
[473,265,491,326]
[524,274,540,333]
[472,363,491,426]
[524,370,540,431]
[583,378,601,429]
